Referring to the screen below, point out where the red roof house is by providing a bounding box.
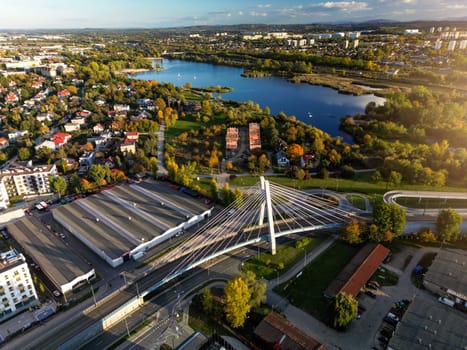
[324,243,389,298]
[57,89,70,98]
[5,92,19,103]
[51,132,72,148]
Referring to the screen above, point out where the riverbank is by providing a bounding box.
[291,73,400,97]
[117,67,164,75]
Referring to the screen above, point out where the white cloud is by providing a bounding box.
[318,1,370,11]
[238,10,244,15]
[257,4,271,8]
[446,3,466,9]
[249,11,268,17]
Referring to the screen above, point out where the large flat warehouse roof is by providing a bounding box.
[389,297,467,350]
[423,249,467,300]
[52,181,211,262]
[6,217,93,290]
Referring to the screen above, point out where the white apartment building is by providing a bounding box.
[0,164,57,208]
[448,40,457,51]
[0,250,38,320]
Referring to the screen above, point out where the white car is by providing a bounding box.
[53,290,61,297]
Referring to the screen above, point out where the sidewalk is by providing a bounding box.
[156,123,168,176]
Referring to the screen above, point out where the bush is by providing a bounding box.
[341,165,355,179]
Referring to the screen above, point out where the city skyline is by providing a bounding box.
[0,0,466,29]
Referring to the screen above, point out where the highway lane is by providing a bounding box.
[20,260,184,350]
[80,249,253,350]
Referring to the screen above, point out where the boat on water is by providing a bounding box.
[308,112,313,118]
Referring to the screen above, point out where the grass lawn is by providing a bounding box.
[242,236,326,280]
[166,113,229,140]
[274,240,360,321]
[228,174,467,196]
[346,194,367,210]
[165,119,202,140]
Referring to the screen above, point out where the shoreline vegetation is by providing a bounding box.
[117,67,164,75]
[290,73,400,97]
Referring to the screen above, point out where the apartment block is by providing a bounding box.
[0,250,38,321]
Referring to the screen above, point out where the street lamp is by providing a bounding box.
[89,281,97,307]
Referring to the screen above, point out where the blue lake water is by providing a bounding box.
[133,59,385,139]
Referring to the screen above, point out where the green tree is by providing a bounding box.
[332,292,358,329]
[49,175,67,198]
[388,170,402,187]
[341,220,366,244]
[224,276,251,328]
[208,178,218,201]
[88,164,106,187]
[241,271,266,308]
[202,287,214,314]
[372,201,406,240]
[69,173,82,194]
[18,147,31,161]
[286,143,304,163]
[436,208,462,242]
[149,157,158,179]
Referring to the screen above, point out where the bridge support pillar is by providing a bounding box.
[258,177,266,226]
[264,178,276,255]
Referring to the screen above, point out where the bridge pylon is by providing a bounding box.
[259,176,276,255]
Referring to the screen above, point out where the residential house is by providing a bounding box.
[35,140,56,151]
[113,104,130,112]
[51,132,71,148]
[36,112,54,123]
[249,123,261,152]
[71,117,86,126]
[225,127,239,152]
[8,130,28,142]
[0,138,9,150]
[107,110,127,119]
[76,110,92,118]
[64,123,80,133]
[125,131,139,141]
[119,139,136,155]
[93,123,104,134]
[79,151,96,173]
[255,312,327,350]
[276,150,290,167]
[4,92,18,103]
[57,89,70,99]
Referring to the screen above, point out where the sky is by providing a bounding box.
[0,0,466,29]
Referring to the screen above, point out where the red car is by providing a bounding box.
[24,209,32,216]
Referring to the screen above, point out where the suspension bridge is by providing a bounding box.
[143,176,365,296]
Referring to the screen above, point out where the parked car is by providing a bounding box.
[365,290,377,298]
[378,336,389,344]
[369,280,381,288]
[386,312,400,322]
[381,328,394,338]
[59,233,66,239]
[383,316,398,326]
[53,290,61,297]
[367,283,378,290]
